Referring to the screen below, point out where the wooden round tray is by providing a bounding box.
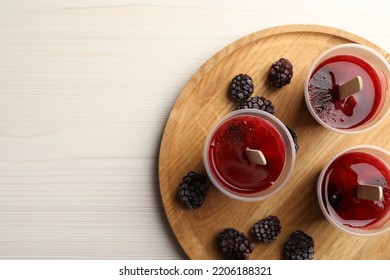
[158,25,390,260]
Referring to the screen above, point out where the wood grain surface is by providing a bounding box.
[159,25,390,260]
[2,1,390,261]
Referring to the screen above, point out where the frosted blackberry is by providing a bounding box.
[237,96,275,115]
[177,172,208,209]
[284,230,314,260]
[286,126,299,151]
[268,58,293,88]
[229,74,254,101]
[218,228,254,260]
[252,215,281,243]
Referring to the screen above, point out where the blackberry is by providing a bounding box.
[268,58,293,88]
[229,74,254,101]
[237,96,275,115]
[177,172,208,209]
[252,215,281,243]
[284,230,314,260]
[286,126,299,151]
[218,228,254,260]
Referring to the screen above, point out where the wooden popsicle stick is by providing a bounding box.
[338,76,363,100]
[245,148,267,165]
[357,184,383,201]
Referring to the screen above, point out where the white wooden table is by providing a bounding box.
[0,0,389,259]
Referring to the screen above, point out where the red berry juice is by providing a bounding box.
[308,55,383,129]
[321,152,390,229]
[208,115,286,194]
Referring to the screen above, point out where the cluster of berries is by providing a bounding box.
[218,217,314,260]
[229,57,293,102]
[229,58,298,151]
[175,58,312,260]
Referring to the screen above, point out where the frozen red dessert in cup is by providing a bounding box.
[203,109,296,201]
[317,145,390,236]
[304,44,390,134]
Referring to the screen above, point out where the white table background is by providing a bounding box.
[0,0,389,259]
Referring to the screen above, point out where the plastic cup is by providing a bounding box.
[304,44,390,134]
[203,109,296,201]
[317,145,390,236]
